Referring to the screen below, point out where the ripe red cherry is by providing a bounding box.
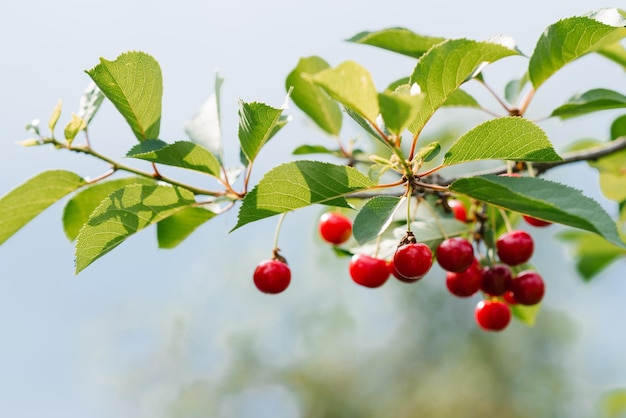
[511,270,545,305]
[480,264,512,296]
[523,215,552,227]
[349,254,390,288]
[496,230,534,266]
[318,212,352,244]
[503,291,517,305]
[445,258,482,297]
[253,259,291,294]
[475,300,512,331]
[436,237,474,272]
[393,243,433,280]
[448,199,467,223]
[388,259,420,283]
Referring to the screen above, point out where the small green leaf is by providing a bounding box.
[504,72,529,104]
[610,114,626,139]
[347,28,446,59]
[378,91,423,135]
[450,174,626,248]
[64,113,87,144]
[409,38,520,134]
[588,148,626,201]
[286,56,342,136]
[529,9,626,89]
[185,72,225,162]
[292,144,340,156]
[233,161,374,230]
[157,206,216,249]
[76,82,105,125]
[442,89,481,108]
[25,119,41,135]
[443,117,561,165]
[238,100,287,165]
[86,51,163,141]
[557,230,626,280]
[127,140,222,178]
[344,107,387,144]
[511,303,542,326]
[312,61,380,122]
[0,170,85,245]
[414,142,441,163]
[75,184,196,273]
[48,99,62,132]
[551,89,626,119]
[63,177,156,241]
[353,196,404,244]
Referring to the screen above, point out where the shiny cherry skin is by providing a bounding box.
[349,254,390,288]
[480,264,513,296]
[496,230,534,266]
[253,259,291,294]
[393,243,433,280]
[523,215,552,227]
[388,259,420,283]
[511,270,545,305]
[318,212,352,245]
[475,300,512,331]
[436,237,474,273]
[448,199,467,223]
[445,258,482,297]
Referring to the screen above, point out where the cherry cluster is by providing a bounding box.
[252,201,547,332]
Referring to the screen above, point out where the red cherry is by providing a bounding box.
[496,230,534,266]
[480,264,512,296]
[393,243,433,280]
[253,259,291,294]
[436,237,474,273]
[523,215,552,227]
[388,259,420,283]
[448,199,467,223]
[503,291,517,305]
[511,270,545,305]
[349,254,390,288]
[475,300,511,331]
[445,258,482,297]
[318,212,352,245]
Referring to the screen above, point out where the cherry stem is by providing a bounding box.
[273,213,288,252]
[498,208,513,232]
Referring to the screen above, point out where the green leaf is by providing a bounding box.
[346,27,446,59]
[63,177,156,241]
[378,91,423,135]
[286,56,342,136]
[0,170,85,245]
[557,230,626,280]
[588,148,626,201]
[504,72,529,104]
[157,206,216,249]
[414,142,441,163]
[443,117,562,166]
[344,107,386,144]
[442,88,481,108]
[238,100,287,165]
[127,139,222,178]
[599,388,626,418]
[551,89,626,119]
[312,61,380,122]
[409,38,520,134]
[611,114,626,139]
[76,82,105,125]
[63,113,87,144]
[292,144,341,156]
[86,51,162,141]
[233,161,374,230]
[511,303,542,326]
[353,196,404,244]
[75,184,196,273]
[597,40,626,70]
[48,99,62,132]
[529,9,626,89]
[185,73,225,162]
[450,174,626,247]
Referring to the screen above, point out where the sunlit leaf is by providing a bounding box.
[353,196,404,244]
[286,56,342,136]
[597,40,626,70]
[238,100,287,165]
[599,388,626,418]
[233,161,374,230]
[378,91,423,135]
[529,9,626,89]
[442,88,481,108]
[511,303,542,326]
[75,184,196,273]
[63,177,156,241]
[86,51,162,141]
[127,139,222,178]
[0,170,85,245]
[346,27,445,58]
[48,99,62,132]
[63,113,87,144]
[443,117,561,165]
[450,174,625,247]
[157,206,217,249]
